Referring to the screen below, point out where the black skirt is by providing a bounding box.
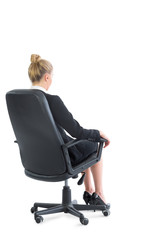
[67,136,98,166]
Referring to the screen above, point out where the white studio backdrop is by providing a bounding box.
[0,0,160,239]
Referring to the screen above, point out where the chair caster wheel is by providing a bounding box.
[31,206,37,213]
[80,217,89,225]
[72,199,78,204]
[35,216,43,223]
[103,209,110,216]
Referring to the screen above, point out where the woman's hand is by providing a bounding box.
[100,131,110,148]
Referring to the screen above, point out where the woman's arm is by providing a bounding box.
[49,95,101,142]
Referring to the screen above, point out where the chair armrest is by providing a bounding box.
[64,138,108,149]
[62,138,105,175]
[100,137,109,143]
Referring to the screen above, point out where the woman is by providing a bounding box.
[28,54,110,207]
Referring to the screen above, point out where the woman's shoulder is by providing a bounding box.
[44,92,62,103]
[44,92,58,98]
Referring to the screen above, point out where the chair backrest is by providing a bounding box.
[6,89,67,176]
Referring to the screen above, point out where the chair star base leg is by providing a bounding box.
[31,182,110,225]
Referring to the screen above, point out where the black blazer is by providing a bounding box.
[42,91,101,161]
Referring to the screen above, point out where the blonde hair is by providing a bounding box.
[28,54,53,83]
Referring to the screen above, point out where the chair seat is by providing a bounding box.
[25,153,98,182]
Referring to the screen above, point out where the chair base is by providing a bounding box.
[31,181,110,225]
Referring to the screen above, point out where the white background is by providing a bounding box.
[0,0,160,239]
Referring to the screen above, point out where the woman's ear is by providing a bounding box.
[44,73,49,82]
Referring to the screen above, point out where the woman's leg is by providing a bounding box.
[90,157,106,203]
[83,168,94,194]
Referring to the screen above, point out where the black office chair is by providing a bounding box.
[6,89,110,225]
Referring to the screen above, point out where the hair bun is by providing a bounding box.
[31,54,41,63]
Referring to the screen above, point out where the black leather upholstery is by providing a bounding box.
[6,89,67,176]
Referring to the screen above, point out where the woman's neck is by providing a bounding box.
[32,82,47,90]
